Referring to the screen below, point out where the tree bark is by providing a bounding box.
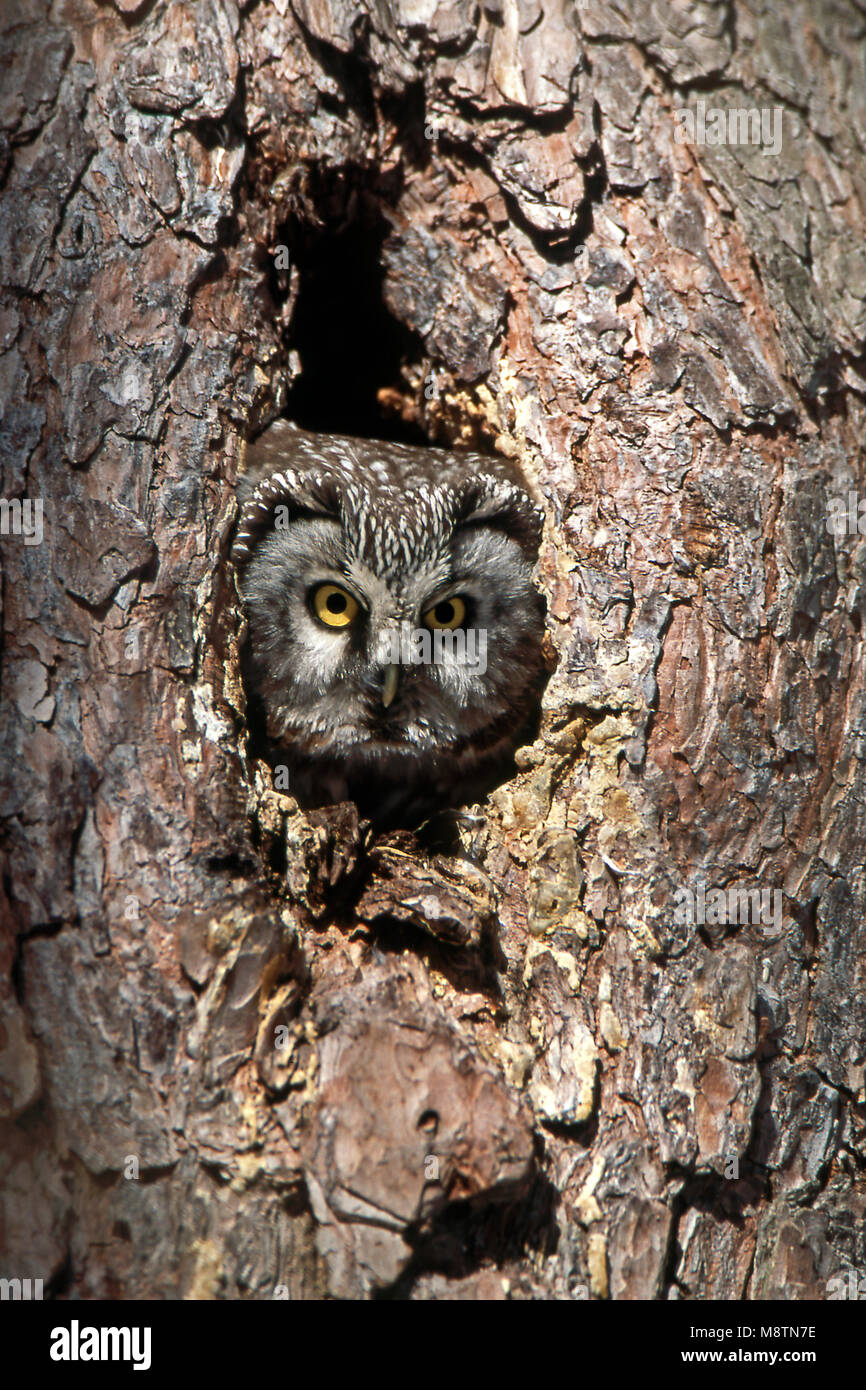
[2,0,865,1300]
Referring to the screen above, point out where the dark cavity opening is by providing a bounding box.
[270,173,427,444]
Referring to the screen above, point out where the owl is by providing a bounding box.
[233,421,546,824]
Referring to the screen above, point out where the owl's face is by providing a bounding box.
[234,427,546,811]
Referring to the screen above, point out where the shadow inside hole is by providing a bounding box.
[272,177,428,444]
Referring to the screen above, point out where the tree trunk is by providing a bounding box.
[2,0,865,1300]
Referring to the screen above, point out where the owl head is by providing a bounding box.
[234,424,546,821]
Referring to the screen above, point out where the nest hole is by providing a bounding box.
[267,170,429,446]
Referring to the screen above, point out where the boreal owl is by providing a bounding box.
[233,421,546,824]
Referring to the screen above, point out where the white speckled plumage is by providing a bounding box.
[233,421,546,822]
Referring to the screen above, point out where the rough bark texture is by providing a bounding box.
[2,0,865,1300]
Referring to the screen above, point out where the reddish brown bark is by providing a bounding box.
[1,0,865,1299]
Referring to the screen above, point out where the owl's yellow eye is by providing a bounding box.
[423,595,467,630]
[312,584,359,628]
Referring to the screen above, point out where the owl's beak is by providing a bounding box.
[381,663,399,709]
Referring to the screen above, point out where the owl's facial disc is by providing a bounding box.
[239,488,545,783]
[235,424,548,818]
